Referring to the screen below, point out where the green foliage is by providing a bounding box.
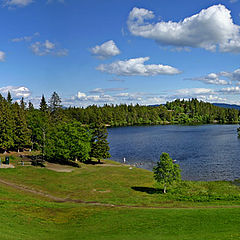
[0,95,14,151]
[45,121,91,163]
[12,102,31,151]
[49,91,62,113]
[27,108,49,151]
[90,124,111,162]
[65,99,240,126]
[7,91,12,104]
[0,92,238,165]
[39,94,48,112]
[10,91,112,164]
[153,153,181,193]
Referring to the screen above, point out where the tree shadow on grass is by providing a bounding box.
[84,160,104,165]
[232,180,240,187]
[131,186,163,194]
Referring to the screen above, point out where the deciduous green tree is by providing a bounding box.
[45,121,91,163]
[153,152,181,194]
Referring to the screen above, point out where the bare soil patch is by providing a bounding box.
[45,162,74,172]
[0,164,15,169]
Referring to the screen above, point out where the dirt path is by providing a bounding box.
[94,163,126,167]
[0,177,240,209]
[45,162,126,172]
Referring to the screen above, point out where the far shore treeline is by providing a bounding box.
[65,98,240,126]
[0,92,239,164]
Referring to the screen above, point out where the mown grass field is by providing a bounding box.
[0,155,240,239]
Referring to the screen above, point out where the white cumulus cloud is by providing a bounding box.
[220,68,240,82]
[3,0,64,7]
[97,57,181,76]
[30,40,68,57]
[11,32,39,42]
[219,86,240,94]
[169,88,228,103]
[176,88,214,96]
[3,0,33,7]
[0,51,6,62]
[75,91,114,103]
[128,5,240,53]
[89,88,128,94]
[186,73,229,85]
[0,86,31,98]
[47,0,64,3]
[91,40,120,59]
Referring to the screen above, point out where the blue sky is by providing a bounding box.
[1,0,240,107]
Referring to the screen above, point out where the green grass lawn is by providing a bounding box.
[0,156,240,239]
[1,158,240,207]
[1,187,240,240]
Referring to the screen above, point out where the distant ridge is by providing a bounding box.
[212,103,240,110]
[149,103,240,110]
[148,104,164,107]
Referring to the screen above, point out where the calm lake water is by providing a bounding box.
[108,125,240,181]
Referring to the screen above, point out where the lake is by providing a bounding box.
[108,125,240,181]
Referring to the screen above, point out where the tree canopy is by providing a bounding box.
[0,92,238,166]
[45,121,91,163]
[90,124,111,163]
[153,153,181,194]
[64,99,240,127]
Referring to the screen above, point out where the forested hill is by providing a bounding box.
[66,98,240,126]
[212,103,240,110]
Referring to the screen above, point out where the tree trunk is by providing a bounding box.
[163,185,167,194]
[42,130,46,160]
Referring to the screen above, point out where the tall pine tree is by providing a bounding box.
[90,124,111,163]
[12,102,31,152]
[0,95,14,152]
[49,92,62,113]
[40,95,48,112]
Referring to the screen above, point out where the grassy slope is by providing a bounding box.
[0,157,240,239]
[1,158,240,207]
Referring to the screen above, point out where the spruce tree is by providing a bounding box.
[48,92,64,123]
[12,102,31,152]
[90,124,111,163]
[28,101,34,111]
[7,91,12,104]
[20,97,26,110]
[49,92,62,113]
[0,95,14,152]
[40,95,48,112]
[37,95,50,155]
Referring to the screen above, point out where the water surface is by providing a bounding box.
[108,125,240,181]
